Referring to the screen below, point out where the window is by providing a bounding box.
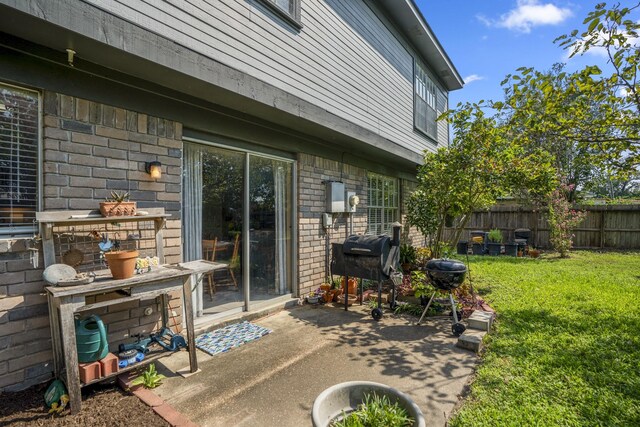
[260,0,301,26]
[0,83,39,236]
[367,173,399,235]
[414,61,437,139]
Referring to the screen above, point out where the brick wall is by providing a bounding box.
[401,179,425,247]
[0,92,185,391]
[297,154,424,297]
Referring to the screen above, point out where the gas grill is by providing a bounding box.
[514,228,531,254]
[417,258,467,336]
[331,223,402,320]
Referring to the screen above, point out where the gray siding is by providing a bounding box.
[83,0,448,154]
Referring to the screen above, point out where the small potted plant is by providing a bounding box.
[529,247,540,258]
[99,191,136,217]
[486,229,502,256]
[307,290,321,304]
[399,244,417,272]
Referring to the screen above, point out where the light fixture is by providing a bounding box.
[145,161,162,179]
[66,49,76,67]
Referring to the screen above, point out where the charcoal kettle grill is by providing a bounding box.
[331,223,402,320]
[417,258,467,336]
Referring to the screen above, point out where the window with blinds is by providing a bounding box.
[0,83,39,235]
[367,173,399,235]
[414,61,437,140]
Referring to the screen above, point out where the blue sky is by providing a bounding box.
[417,0,620,108]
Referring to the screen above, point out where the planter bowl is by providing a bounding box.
[312,381,425,427]
[99,201,137,217]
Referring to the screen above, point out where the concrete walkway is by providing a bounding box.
[155,304,478,427]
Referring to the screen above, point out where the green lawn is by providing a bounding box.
[450,251,640,427]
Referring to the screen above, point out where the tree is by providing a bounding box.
[496,63,636,200]
[407,103,556,259]
[554,1,640,176]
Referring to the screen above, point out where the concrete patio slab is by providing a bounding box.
[155,304,478,427]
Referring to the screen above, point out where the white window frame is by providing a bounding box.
[259,0,302,27]
[414,60,438,140]
[0,82,41,237]
[367,173,399,236]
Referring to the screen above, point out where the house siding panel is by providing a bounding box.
[82,0,448,154]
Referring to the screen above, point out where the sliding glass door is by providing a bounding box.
[183,141,293,320]
[249,155,292,304]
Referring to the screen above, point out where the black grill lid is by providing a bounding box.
[426,258,466,272]
[343,234,390,257]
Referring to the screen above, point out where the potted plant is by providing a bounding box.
[529,247,540,258]
[486,229,502,256]
[307,290,321,304]
[312,381,425,427]
[399,243,417,272]
[99,191,137,217]
[340,276,358,296]
[503,241,518,256]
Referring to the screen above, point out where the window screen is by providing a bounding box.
[414,61,437,139]
[0,83,39,235]
[367,173,398,235]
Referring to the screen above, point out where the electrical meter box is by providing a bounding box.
[326,181,345,213]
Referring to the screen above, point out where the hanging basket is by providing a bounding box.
[105,250,139,280]
[99,201,137,217]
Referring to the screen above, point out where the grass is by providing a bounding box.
[449,251,640,427]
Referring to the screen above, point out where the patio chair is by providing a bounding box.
[203,235,239,300]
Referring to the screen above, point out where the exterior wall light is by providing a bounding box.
[145,161,162,179]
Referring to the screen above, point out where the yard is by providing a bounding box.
[450,251,640,426]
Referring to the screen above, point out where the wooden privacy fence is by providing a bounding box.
[443,204,640,249]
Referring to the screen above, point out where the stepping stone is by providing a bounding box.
[468,310,494,331]
[456,329,487,353]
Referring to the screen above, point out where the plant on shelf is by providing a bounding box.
[99,191,137,217]
[130,364,165,389]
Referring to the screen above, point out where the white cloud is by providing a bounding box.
[566,24,640,60]
[479,0,572,33]
[464,74,485,84]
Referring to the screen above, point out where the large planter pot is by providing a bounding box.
[471,243,485,255]
[504,243,518,257]
[99,201,137,217]
[104,250,139,279]
[487,242,502,256]
[312,381,425,427]
[456,241,468,255]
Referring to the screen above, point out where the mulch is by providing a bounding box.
[0,381,169,427]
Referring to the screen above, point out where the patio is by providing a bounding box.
[154,303,479,426]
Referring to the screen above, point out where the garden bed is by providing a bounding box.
[0,382,168,426]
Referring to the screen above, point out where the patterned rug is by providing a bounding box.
[195,321,272,356]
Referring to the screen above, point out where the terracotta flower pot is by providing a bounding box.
[341,277,358,295]
[99,201,137,217]
[105,250,139,279]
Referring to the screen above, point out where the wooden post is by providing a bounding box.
[59,296,85,414]
[600,210,606,249]
[182,276,198,373]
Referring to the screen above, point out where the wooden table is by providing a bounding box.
[46,261,221,413]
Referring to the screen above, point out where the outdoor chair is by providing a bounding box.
[203,234,239,300]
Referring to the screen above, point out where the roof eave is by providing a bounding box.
[377,0,464,91]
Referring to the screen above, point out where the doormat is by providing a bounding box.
[195,321,272,356]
